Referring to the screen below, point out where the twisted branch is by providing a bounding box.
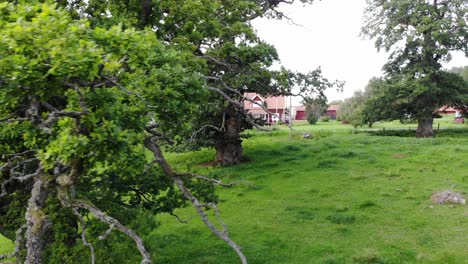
[170,212,195,224]
[98,224,114,240]
[206,78,297,133]
[54,164,150,264]
[72,208,96,264]
[65,83,89,114]
[144,137,248,264]
[71,200,152,264]
[1,164,41,199]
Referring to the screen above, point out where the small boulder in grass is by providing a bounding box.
[431,191,466,205]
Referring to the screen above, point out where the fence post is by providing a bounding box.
[437,123,440,132]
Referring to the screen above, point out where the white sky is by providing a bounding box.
[252,0,468,104]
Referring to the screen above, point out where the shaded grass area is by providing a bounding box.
[154,130,468,263]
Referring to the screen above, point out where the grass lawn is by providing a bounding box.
[1,119,467,263]
[0,235,13,261]
[0,235,12,251]
[289,114,466,132]
[152,125,468,263]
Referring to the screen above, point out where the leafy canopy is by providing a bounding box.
[0,2,214,262]
[361,0,468,123]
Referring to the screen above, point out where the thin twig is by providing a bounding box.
[103,76,158,109]
[98,224,114,240]
[65,83,89,114]
[190,125,222,142]
[199,55,233,69]
[144,137,248,264]
[173,176,248,264]
[0,113,17,122]
[72,200,152,264]
[1,165,41,199]
[170,212,196,224]
[3,149,35,158]
[177,172,237,187]
[72,208,96,264]
[205,86,271,132]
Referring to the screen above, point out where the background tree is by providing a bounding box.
[448,66,468,118]
[337,78,379,127]
[60,0,341,165]
[448,66,468,82]
[305,97,327,124]
[362,0,468,137]
[337,91,366,127]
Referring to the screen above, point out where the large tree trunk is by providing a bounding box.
[416,117,434,138]
[215,106,243,166]
[25,175,49,264]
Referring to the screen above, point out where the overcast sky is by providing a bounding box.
[252,0,468,103]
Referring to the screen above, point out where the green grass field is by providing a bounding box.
[1,119,467,263]
[153,122,468,264]
[0,235,13,262]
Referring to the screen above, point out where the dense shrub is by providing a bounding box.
[322,116,331,122]
[307,114,318,124]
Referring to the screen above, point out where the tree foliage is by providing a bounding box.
[337,78,379,128]
[305,97,327,125]
[0,0,340,262]
[58,0,342,165]
[448,66,468,117]
[0,2,223,263]
[362,0,468,137]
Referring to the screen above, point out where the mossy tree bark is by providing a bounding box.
[25,174,49,264]
[214,106,243,166]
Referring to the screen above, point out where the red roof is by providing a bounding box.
[327,105,340,111]
[437,106,457,112]
[244,93,286,110]
[294,105,305,111]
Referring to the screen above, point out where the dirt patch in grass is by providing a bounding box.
[199,156,251,167]
[199,161,216,167]
[392,153,408,159]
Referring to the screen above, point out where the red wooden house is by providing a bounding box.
[437,106,457,114]
[293,105,306,120]
[437,106,464,123]
[293,105,341,121]
[324,105,340,120]
[244,93,288,123]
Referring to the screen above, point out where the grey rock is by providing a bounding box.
[431,191,466,205]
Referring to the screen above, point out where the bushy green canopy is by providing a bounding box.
[361,0,468,126]
[0,3,214,261]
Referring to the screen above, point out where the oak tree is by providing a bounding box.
[0,3,244,263]
[362,0,468,137]
[62,0,341,165]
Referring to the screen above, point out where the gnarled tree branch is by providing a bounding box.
[71,200,152,264]
[144,137,248,264]
[72,208,96,264]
